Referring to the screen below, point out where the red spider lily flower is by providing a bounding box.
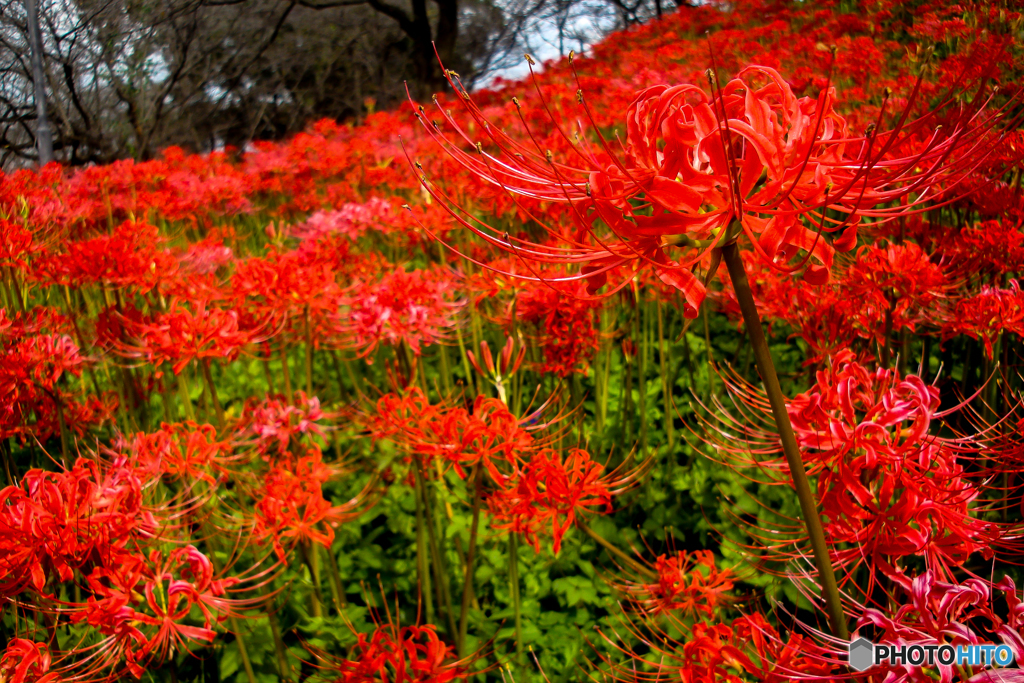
[944,219,1024,276]
[30,220,178,292]
[66,556,151,677]
[291,197,394,242]
[252,446,373,561]
[942,280,1024,359]
[178,234,234,276]
[0,457,161,599]
[365,386,439,446]
[343,266,464,359]
[488,447,650,554]
[130,546,251,662]
[119,421,240,485]
[367,386,537,483]
[231,246,349,346]
[786,571,1024,683]
[324,625,468,683]
[235,391,330,458]
[410,51,1014,316]
[67,545,270,679]
[594,610,836,683]
[718,243,948,364]
[49,391,118,441]
[512,277,602,377]
[615,550,736,618]
[702,352,1014,593]
[0,639,55,683]
[840,241,950,338]
[0,218,42,269]
[108,298,268,375]
[290,198,446,250]
[305,588,482,683]
[713,250,868,364]
[0,307,105,442]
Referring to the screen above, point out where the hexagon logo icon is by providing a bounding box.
[848,638,875,672]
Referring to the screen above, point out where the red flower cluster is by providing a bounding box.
[413,41,1011,318]
[0,457,156,596]
[110,298,266,375]
[344,267,464,358]
[488,448,615,553]
[943,280,1024,358]
[0,0,1021,680]
[513,278,602,377]
[622,550,735,618]
[0,307,111,443]
[253,446,363,559]
[709,350,1017,594]
[327,625,467,683]
[369,387,533,480]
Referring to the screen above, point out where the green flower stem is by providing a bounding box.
[265,594,293,682]
[161,365,175,424]
[200,359,225,429]
[453,322,475,399]
[280,339,294,400]
[343,355,364,403]
[702,301,714,404]
[204,536,258,683]
[263,348,277,395]
[0,268,18,311]
[721,240,849,640]
[458,462,484,656]
[508,533,524,667]
[54,392,69,461]
[5,266,25,311]
[177,367,196,422]
[416,465,457,637]
[597,313,613,432]
[437,239,474,398]
[2,439,15,485]
[300,540,325,618]
[325,540,348,612]
[305,305,314,397]
[635,294,648,451]
[329,351,347,402]
[438,343,453,396]
[657,300,674,450]
[898,327,910,377]
[621,345,633,444]
[413,470,435,625]
[577,519,655,581]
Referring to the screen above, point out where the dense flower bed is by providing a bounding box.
[2,1,1024,682]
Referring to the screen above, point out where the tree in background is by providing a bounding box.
[0,0,664,168]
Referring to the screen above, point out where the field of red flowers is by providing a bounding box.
[2,0,1024,681]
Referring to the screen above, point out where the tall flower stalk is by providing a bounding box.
[720,237,847,638]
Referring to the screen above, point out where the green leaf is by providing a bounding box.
[220,643,240,680]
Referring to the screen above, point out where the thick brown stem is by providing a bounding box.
[721,241,849,640]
